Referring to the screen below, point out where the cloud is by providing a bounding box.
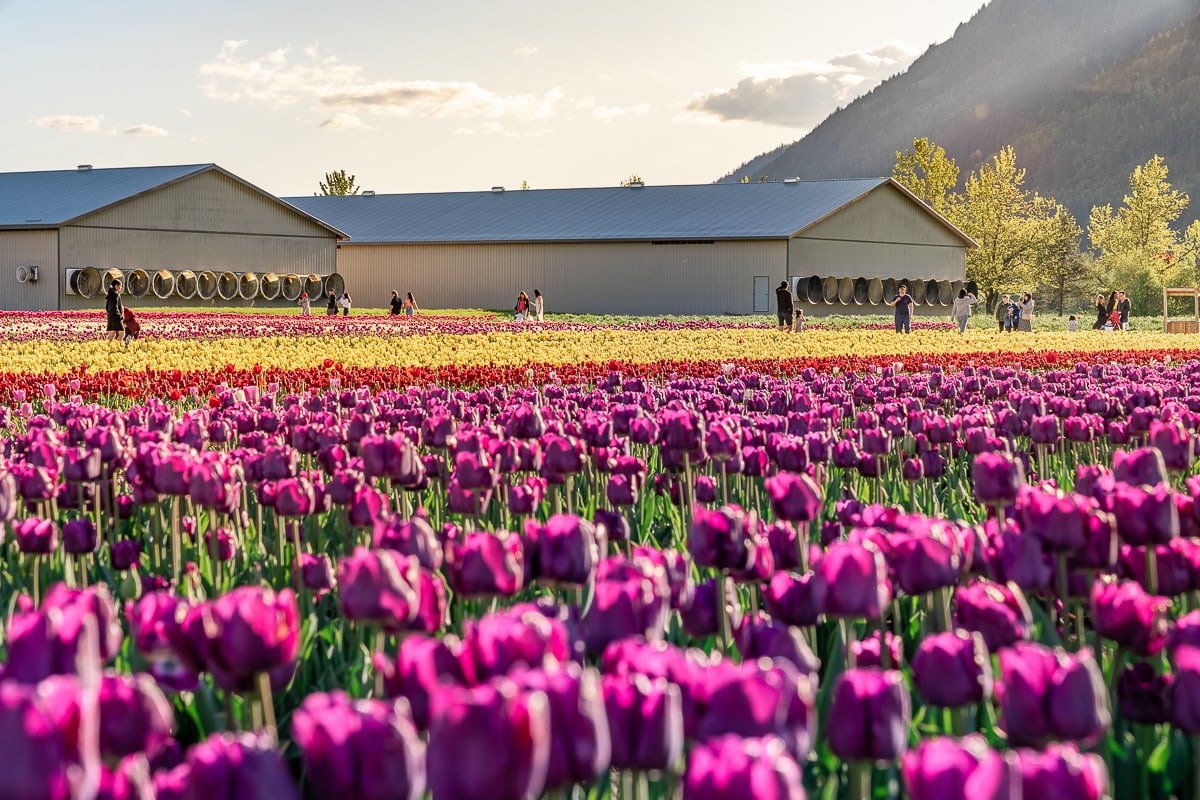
[180,109,193,117]
[680,41,921,128]
[319,112,375,131]
[514,45,538,58]
[200,41,565,125]
[124,124,168,137]
[35,114,104,132]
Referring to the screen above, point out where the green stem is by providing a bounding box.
[848,761,870,800]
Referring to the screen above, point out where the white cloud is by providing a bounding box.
[319,112,374,131]
[35,114,104,132]
[180,109,193,117]
[199,41,565,125]
[680,41,922,128]
[124,124,168,137]
[514,45,538,58]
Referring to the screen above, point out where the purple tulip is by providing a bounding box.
[1030,415,1059,445]
[0,682,71,800]
[902,735,1018,800]
[349,485,389,528]
[995,642,1109,746]
[584,571,669,657]
[62,518,98,554]
[1112,447,1168,487]
[698,660,815,761]
[110,539,142,570]
[850,631,903,669]
[689,504,756,572]
[680,577,741,638]
[973,451,1025,506]
[602,673,684,772]
[986,526,1052,592]
[375,634,472,730]
[463,604,571,680]
[292,691,426,800]
[1116,661,1170,725]
[445,530,524,598]
[827,668,910,761]
[510,665,611,790]
[534,514,601,586]
[273,476,316,517]
[453,449,498,491]
[509,476,548,515]
[1089,575,1169,656]
[42,671,174,761]
[734,615,819,676]
[593,508,630,543]
[372,513,443,571]
[764,472,822,523]
[954,579,1031,652]
[360,433,424,484]
[1149,420,1194,472]
[683,735,805,800]
[1169,645,1200,733]
[14,516,58,554]
[427,680,551,800]
[186,731,300,800]
[890,525,961,595]
[1016,744,1108,800]
[173,586,299,693]
[1112,482,1178,546]
[297,552,335,592]
[911,630,993,708]
[820,541,891,620]
[410,568,449,634]
[337,548,420,631]
[4,584,124,683]
[763,571,826,627]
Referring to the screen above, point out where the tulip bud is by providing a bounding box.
[973,451,1025,506]
[827,668,910,762]
[902,735,1018,800]
[1089,575,1169,656]
[186,732,299,800]
[821,541,891,620]
[602,673,684,772]
[683,735,804,800]
[911,630,992,708]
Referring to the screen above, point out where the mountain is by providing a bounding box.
[722,0,1200,220]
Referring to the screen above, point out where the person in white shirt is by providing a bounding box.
[949,289,977,333]
[534,289,544,322]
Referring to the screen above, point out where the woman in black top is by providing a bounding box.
[389,290,402,315]
[1092,293,1107,330]
[104,280,124,342]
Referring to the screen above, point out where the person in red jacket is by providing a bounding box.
[122,307,141,346]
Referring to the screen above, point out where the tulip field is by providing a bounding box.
[11,309,1200,800]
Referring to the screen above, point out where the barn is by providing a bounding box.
[286,178,975,316]
[0,164,346,312]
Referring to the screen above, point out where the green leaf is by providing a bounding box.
[1148,735,1171,774]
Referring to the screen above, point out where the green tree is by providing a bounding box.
[1033,205,1093,316]
[892,137,959,217]
[317,169,361,196]
[948,146,1057,311]
[1089,155,1190,287]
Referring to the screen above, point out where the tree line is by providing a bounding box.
[893,139,1200,317]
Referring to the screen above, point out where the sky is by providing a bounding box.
[0,0,987,196]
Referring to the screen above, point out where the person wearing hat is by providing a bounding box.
[103,278,124,343]
[298,291,311,316]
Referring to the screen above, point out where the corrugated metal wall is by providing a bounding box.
[336,239,786,315]
[0,230,59,312]
[55,171,338,311]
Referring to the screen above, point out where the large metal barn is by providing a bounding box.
[287,178,975,316]
[0,164,346,312]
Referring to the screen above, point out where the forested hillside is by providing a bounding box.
[722,0,1198,218]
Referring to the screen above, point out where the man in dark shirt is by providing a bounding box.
[326,290,338,316]
[389,290,403,315]
[888,284,914,333]
[1117,291,1131,330]
[775,280,794,331]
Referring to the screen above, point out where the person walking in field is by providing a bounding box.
[950,288,976,333]
[404,292,418,316]
[1093,293,1107,330]
[775,280,794,331]
[103,279,124,344]
[339,292,352,316]
[326,290,338,316]
[389,290,402,315]
[515,291,530,322]
[298,292,311,316]
[887,283,913,334]
[1117,291,1131,330]
[122,306,141,346]
[534,289,544,322]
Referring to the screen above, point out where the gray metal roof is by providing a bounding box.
[284,178,974,245]
[0,163,347,237]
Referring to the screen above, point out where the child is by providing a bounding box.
[1067,315,1078,332]
[122,307,141,346]
[298,292,311,316]
[794,308,806,332]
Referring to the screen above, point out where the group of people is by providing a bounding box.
[1093,291,1131,330]
[389,290,419,316]
[993,292,1035,333]
[515,289,544,322]
[103,279,140,346]
[296,290,353,316]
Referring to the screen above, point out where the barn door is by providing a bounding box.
[753,276,770,313]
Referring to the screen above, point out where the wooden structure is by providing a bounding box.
[1163,288,1200,333]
